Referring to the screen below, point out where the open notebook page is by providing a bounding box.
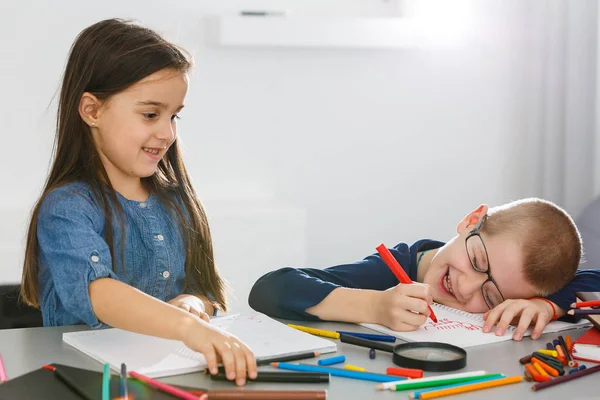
[63,313,337,378]
[360,303,591,348]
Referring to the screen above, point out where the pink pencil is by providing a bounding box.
[0,354,7,382]
[129,371,201,400]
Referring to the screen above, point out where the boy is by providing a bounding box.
[249,198,600,341]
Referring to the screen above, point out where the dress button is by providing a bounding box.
[90,255,100,263]
[156,234,164,241]
[162,271,170,279]
[139,202,147,208]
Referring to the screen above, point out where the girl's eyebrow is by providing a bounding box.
[135,100,185,111]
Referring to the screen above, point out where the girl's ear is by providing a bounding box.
[456,204,489,234]
[79,92,101,128]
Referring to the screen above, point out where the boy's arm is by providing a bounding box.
[545,269,600,320]
[248,247,406,321]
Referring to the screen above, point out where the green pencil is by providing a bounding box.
[391,373,504,391]
[102,364,110,400]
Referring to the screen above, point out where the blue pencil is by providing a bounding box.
[102,364,110,400]
[271,362,402,383]
[336,331,396,343]
[409,375,505,399]
[120,363,128,399]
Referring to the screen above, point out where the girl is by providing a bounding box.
[20,18,257,386]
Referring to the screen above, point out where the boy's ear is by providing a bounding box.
[78,92,102,128]
[457,204,489,234]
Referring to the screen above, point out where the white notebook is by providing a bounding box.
[361,303,591,348]
[63,312,337,378]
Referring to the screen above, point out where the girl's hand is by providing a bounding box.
[181,317,257,386]
[482,298,557,341]
[375,283,433,332]
[168,294,210,322]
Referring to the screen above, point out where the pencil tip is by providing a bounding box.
[270,362,279,367]
[315,352,321,356]
[42,365,56,371]
[375,384,383,390]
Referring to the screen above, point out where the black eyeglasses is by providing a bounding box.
[465,215,505,309]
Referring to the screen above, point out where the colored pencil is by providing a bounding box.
[558,335,575,367]
[0,354,7,383]
[102,364,110,400]
[375,370,489,391]
[258,352,322,366]
[42,365,94,400]
[120,363,128,399]
[130,371,201,400]
[210,351,323,373]
[565,335,573,352]
[376,244,438,322]
[201,390,327,399]
[570,300,600,308]
[287,324,340,339]
[386,367,423,379]
[536,349,558,357]
[317,355,345,366]
[339,334,394,352]
[519,354,532,365]
[335,331,396,342]
[409,375,505,399]
[210,371,330,383]
[532,364,600,391]
[531,356,563,376]
[419,376,522,399]
[344,365,366,372]
[388,374,504,392]
[271,362,399,383]
[568,309,600,315]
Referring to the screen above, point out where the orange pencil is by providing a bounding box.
[565,335,573,352]
[531,358,559,377]
[376,244,438,323]
[418,376,523,399]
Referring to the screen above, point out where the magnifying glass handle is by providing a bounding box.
[340,334,395,352]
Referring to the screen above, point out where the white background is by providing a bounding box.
[1,0,598,311]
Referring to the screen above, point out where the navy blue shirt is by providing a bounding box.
[249,239,600,321]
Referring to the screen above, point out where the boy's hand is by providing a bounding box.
[375,283,433,332]
[482,298,556,341]
[168,294,211,323]
[180,317,257,386]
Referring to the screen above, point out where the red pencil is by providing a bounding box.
[376,244,438,323]
[570,300,600,309]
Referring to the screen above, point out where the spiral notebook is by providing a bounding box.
[360,303,591,348]
[63,312,337,378]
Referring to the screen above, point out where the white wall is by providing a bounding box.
[1,0,597,311]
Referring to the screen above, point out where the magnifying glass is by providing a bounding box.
[340,334,467,372]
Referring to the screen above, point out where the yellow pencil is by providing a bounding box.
[287,324,341,339]
[419,376,523,399]
[344,365,366,372]
[536,349,558,357]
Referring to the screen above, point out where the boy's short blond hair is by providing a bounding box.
[482,198,582,296]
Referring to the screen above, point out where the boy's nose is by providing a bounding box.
[457,272,487,302]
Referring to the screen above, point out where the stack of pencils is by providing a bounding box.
[518,330,600,391]
[567,299,600,317]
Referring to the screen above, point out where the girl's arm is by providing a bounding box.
[89,277,201,339]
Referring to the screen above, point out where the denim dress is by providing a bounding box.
[37,182,187,327]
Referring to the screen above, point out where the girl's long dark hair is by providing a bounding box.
[21,18,227,311]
